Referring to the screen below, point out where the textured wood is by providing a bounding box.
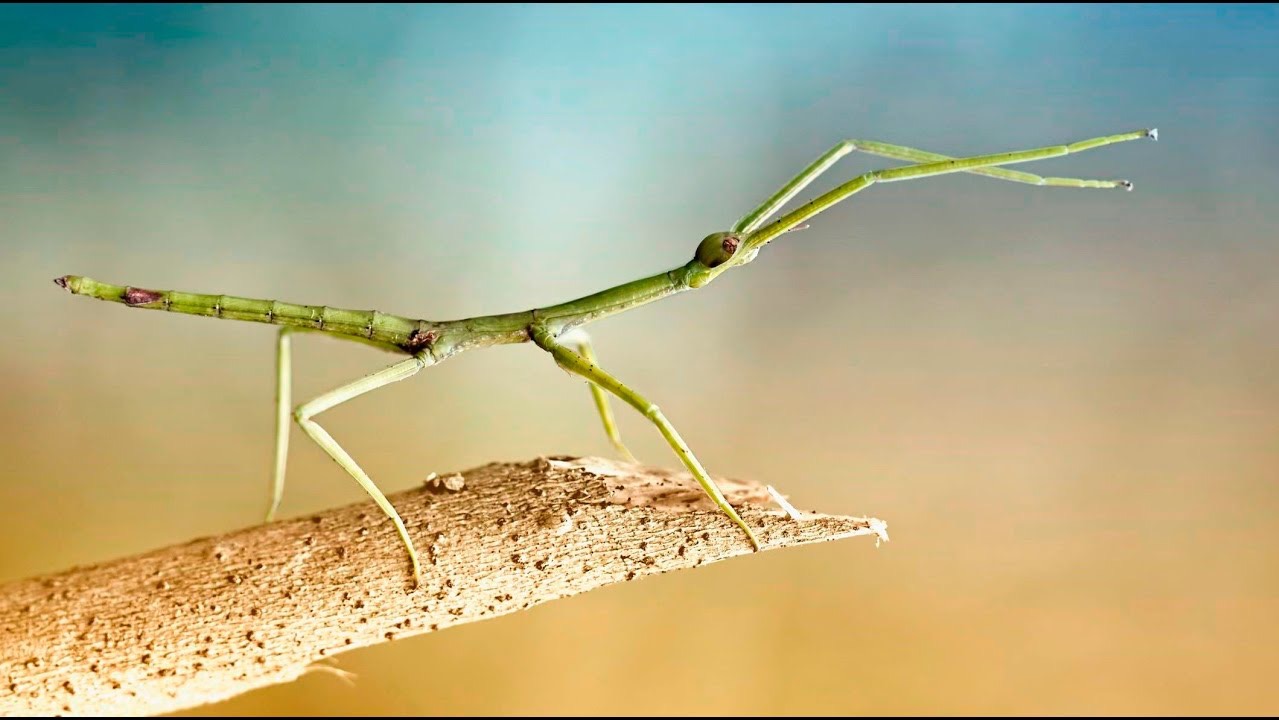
[0,456,887,716]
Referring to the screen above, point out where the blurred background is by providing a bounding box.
[2,4,1276,715]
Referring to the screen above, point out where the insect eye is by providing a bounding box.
[694,232,739,268]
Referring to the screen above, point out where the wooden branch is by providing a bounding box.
[0,456,888,716]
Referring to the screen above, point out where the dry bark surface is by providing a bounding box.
[0,456,887,716]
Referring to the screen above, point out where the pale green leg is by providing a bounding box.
[733,143,854,234]
[845,138,1136,189]
[293,354,428,585]
[733,130,1152,234]
[745,129,1157,253]
[531,325,761,551]
[568,330,637,463]
[266,327,293,522]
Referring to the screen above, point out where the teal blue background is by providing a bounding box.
[3,5,1276,714]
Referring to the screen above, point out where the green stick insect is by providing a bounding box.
[56,128,1157,586]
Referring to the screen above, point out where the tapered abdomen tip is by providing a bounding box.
[54,275,86,293]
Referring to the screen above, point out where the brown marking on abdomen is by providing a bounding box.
[124,287,165,306]
[402,327,437,354]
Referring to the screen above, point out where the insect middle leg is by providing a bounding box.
[531,324,761,551]
[561,329,637,463]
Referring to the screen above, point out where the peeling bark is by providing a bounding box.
[0,456,887,716]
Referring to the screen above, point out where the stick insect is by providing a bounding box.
[56,128,1156,586]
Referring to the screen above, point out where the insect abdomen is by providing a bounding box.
[56,275,430,351]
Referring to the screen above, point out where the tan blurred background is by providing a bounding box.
[2,4,1276,715]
